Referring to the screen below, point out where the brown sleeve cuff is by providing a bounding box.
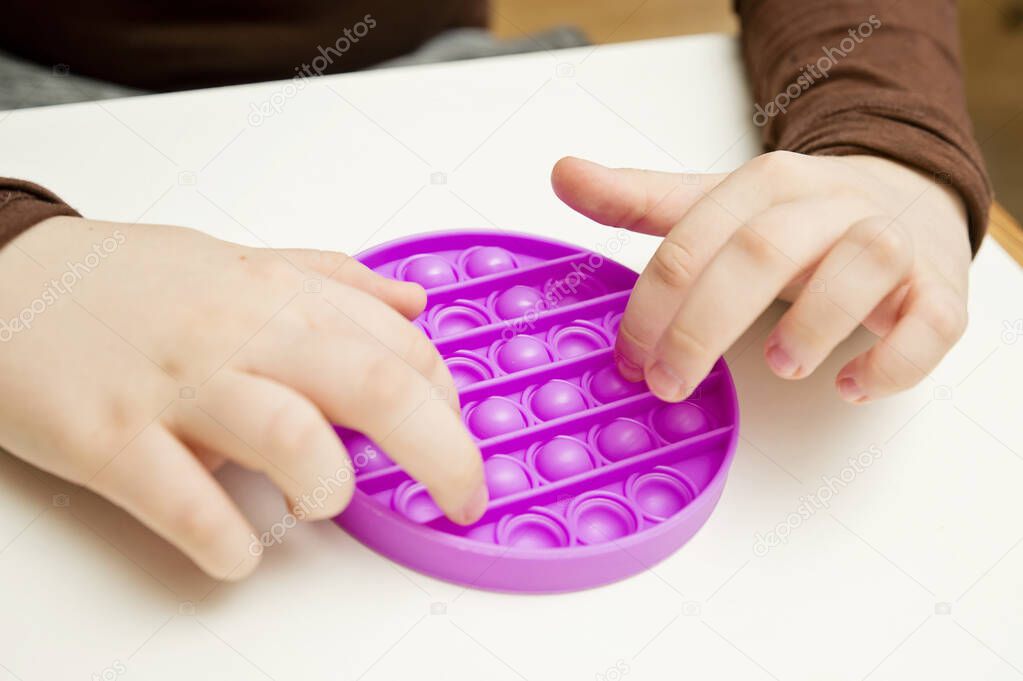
[0,179,81,252]
[737,0,993,253]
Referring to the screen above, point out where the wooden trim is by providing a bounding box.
[990,201,1023,266]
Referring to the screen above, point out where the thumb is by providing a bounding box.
[550,156,728,236]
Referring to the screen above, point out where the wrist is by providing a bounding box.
[843,154,970,225]
[0,183,81,256]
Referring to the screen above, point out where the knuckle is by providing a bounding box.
[749,150,801,178]
[309,249,351,273]
[869,347,923,393]
[860,222,912,271]
[733,225,780,265]
[262,398,323,457]
[779,313,830,356]
[173,500,233,548]
[650,239,698,290]
[663,323,710,361]
[844,218,884,248]
[917,292,967,345]
[63,402,154,482]
[618,320,654,355]
[295,299,336,334]
[403,331,442,379]
[358,352,415,407]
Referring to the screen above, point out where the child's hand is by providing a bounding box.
[0,217,487,579]
[552,152,972,404]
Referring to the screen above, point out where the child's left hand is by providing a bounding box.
[551,152,973,404]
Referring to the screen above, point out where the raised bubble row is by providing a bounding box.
[415,252,629,340]
[463,380,592,438]
[592,402,714,453]
[345,377,715,489]
[395,246,519,289]
[366,390,718,528]
[586,363,646,403]
[462,386,713,450]
[515,404,711,481]
[480,470,698,548]
[446,341,630,394]
[475,400,714,496]
[422,285,614,340]
[527,436,597,482]
[488,467,697,547]
[441,324,614,388]
[452,354,642,438]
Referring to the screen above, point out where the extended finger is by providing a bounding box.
[249,291,487,525]
[551,156,727,235]
[836,283,967,403]
[280,247,426,320]
[645,196,860,400]
[175,369,354,519]
[613,153,828,379]
[88,424,259,580]
[319,280,461,414]
[766,217,913,379]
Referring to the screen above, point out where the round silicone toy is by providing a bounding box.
[333,230,738,593]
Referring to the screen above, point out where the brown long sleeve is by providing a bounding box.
[0,180,80,252]
[737,0,992,251]
[0,2,992,254]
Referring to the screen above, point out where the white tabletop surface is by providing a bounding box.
[1,34,1021,681]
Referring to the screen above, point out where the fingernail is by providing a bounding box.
[837,377,867,404]
[459,484,489,525]
[765,343,800,378]
[646,362,687,402]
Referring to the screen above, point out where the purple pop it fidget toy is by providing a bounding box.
[333,231,738,592]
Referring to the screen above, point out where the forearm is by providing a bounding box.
[737,0,992,251]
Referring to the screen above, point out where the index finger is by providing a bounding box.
[617,152,830,381]
[279,247,427,320]
[249,290,488,525]
[615,169,769,379]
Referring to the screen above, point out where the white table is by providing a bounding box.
[1,34,1021,681]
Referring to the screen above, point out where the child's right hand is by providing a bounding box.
[0,216,488,579]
